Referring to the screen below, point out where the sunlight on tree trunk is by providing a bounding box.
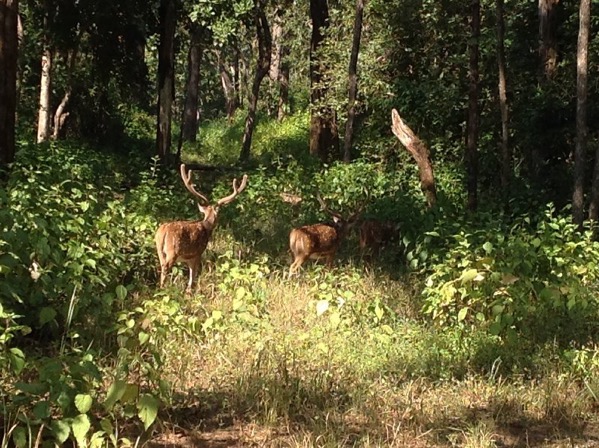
[391,109,437,208]
[37,49,52,143]
[496,0,510,195]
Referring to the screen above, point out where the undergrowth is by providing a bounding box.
[1,114,599,447]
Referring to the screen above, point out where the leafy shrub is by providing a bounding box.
[420,205,599,343]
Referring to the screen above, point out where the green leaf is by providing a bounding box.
[329,311,341,328]
[104,380,127,409]
[9,348,25,374]
[235,286,246,300]
[12,427,26,448]
[137,394,159,430]
[459,269,478,283]
[457,307,468,322]
[39,306,57,326]
[138,331,150,345]
[51,419,71,444]
[316,300,329,316]
[116,285,127,300]
[121,384,140,404]
[75,393,93,413]
[72,414,91,445]
[33,400,51,419]
[489,322,502,335]
[482,242,493,254]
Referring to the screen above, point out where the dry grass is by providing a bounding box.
[140,234,599,447]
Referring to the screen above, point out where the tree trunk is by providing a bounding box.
[239,0,271,162]
[218,53,238,122]
[342,0,365,163]
[573,0,589,226]
[539,0,560,79]
[496,0,510,193]
[466,0,480,211]
[0,0,19,167]
[391,109,437,208]
[52,49,77,140]
[309,0,338,162]
[180,24,203,143]
[278,52,289,121]
[156,0,177,162]
[36,48,52,143]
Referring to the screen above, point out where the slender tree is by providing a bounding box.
[239,0,272,162]
[573,0,589,226]
[180,24,204,145]
[156,0,177,162]
[342,0,365,163]
[466,0,480,211]
[0,0,19,167]
[36,0,51,144]
[309,0,338,162]
[539,0,560,79]
[496,0,510,192]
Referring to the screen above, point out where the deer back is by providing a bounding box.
[156,219,213,261]
[290,220,348,258]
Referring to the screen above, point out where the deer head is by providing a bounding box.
[155,164,248,291]
[288,196,362,275]
[359,219,400,256]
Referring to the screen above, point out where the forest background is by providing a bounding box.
[1,0,599,446]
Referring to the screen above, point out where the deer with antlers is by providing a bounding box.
[155,164,248,291]
[288,196,362,275]
[359,219,400,257]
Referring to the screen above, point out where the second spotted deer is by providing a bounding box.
[288,196,362,275]
[359,219,400,257]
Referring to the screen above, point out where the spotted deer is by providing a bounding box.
[155,164,248,290]
[288,196,362,275]
[359,219,400,256]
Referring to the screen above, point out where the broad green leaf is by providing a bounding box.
[457,307,468,322]
[9,348,25,374]
[489,322,502,335]
[12,427,26,448]
[72,414,91,445]
[33,400,51,419]
[51,419,71,444]
[121,384,139,404]
[316,300,329,316]
[459,269,478,283]
[116,285,127,300]
[39,306,57,326]
[374,304,384,321]
[75,393,93,413]
[138,331,150,345]
[90,430,107,448]
[137,394,159,430]
[235,286,246,300]
[482,242,493,254]
[104,379,127,409]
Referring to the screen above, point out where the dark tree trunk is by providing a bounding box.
[239,0,271,162]
[342,0,365,163]
[539,0,560,79]
[391,109,437,208]
[309,0,338,162]
[574,0,589,226]
[466,0,480,211]
[0,0,18,167]
[180,24,203,143]
[278,51,289,121]
[496,0,510,193]
[156,0,177,162]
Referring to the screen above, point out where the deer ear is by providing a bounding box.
[332,216,341,224]
[198,203,207,215]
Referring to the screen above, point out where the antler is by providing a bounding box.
[216,174,249,206]
[316,195,344,220]
[180,164,210,205]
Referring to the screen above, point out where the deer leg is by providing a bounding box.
[160,257,177,288]
[289,254,307,276]
[186,257,202,292]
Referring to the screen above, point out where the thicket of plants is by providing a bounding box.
[2,110,599,446]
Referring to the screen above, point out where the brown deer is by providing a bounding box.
[359,219,400,257]
[288,196,362,275]
[155,164,248,291]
